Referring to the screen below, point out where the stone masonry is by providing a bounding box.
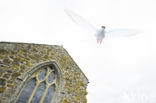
[0,42,88,103]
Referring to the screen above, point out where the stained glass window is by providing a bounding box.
[43,85,55,103]
[48,72,55,83]
[38,69,46,80]
[16,79,36,103]
[16,64,57,103]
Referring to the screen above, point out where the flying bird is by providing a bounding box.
[64,9,138,44]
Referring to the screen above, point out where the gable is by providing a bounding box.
[0,42,88,103]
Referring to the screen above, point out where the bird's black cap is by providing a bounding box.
[101,26,106,29]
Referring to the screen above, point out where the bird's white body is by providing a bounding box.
[95,28,105,40]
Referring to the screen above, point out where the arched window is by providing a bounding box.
[16,63,60,103]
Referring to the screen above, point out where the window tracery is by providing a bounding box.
[16,64,58,103]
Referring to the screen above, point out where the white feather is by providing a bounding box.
[64,9,97,34]
[105,29,139,39]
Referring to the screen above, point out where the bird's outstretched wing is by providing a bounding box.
[64,9,97,34]
[105,28,139,38]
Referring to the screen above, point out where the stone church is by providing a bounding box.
[0,42,88,103]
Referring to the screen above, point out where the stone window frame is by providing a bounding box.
[11,61,63,103]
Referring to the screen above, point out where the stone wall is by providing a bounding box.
[0,42,88,103]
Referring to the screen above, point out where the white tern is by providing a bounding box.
[64,9,138,44]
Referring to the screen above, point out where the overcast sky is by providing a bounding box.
[1,0,156,102]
